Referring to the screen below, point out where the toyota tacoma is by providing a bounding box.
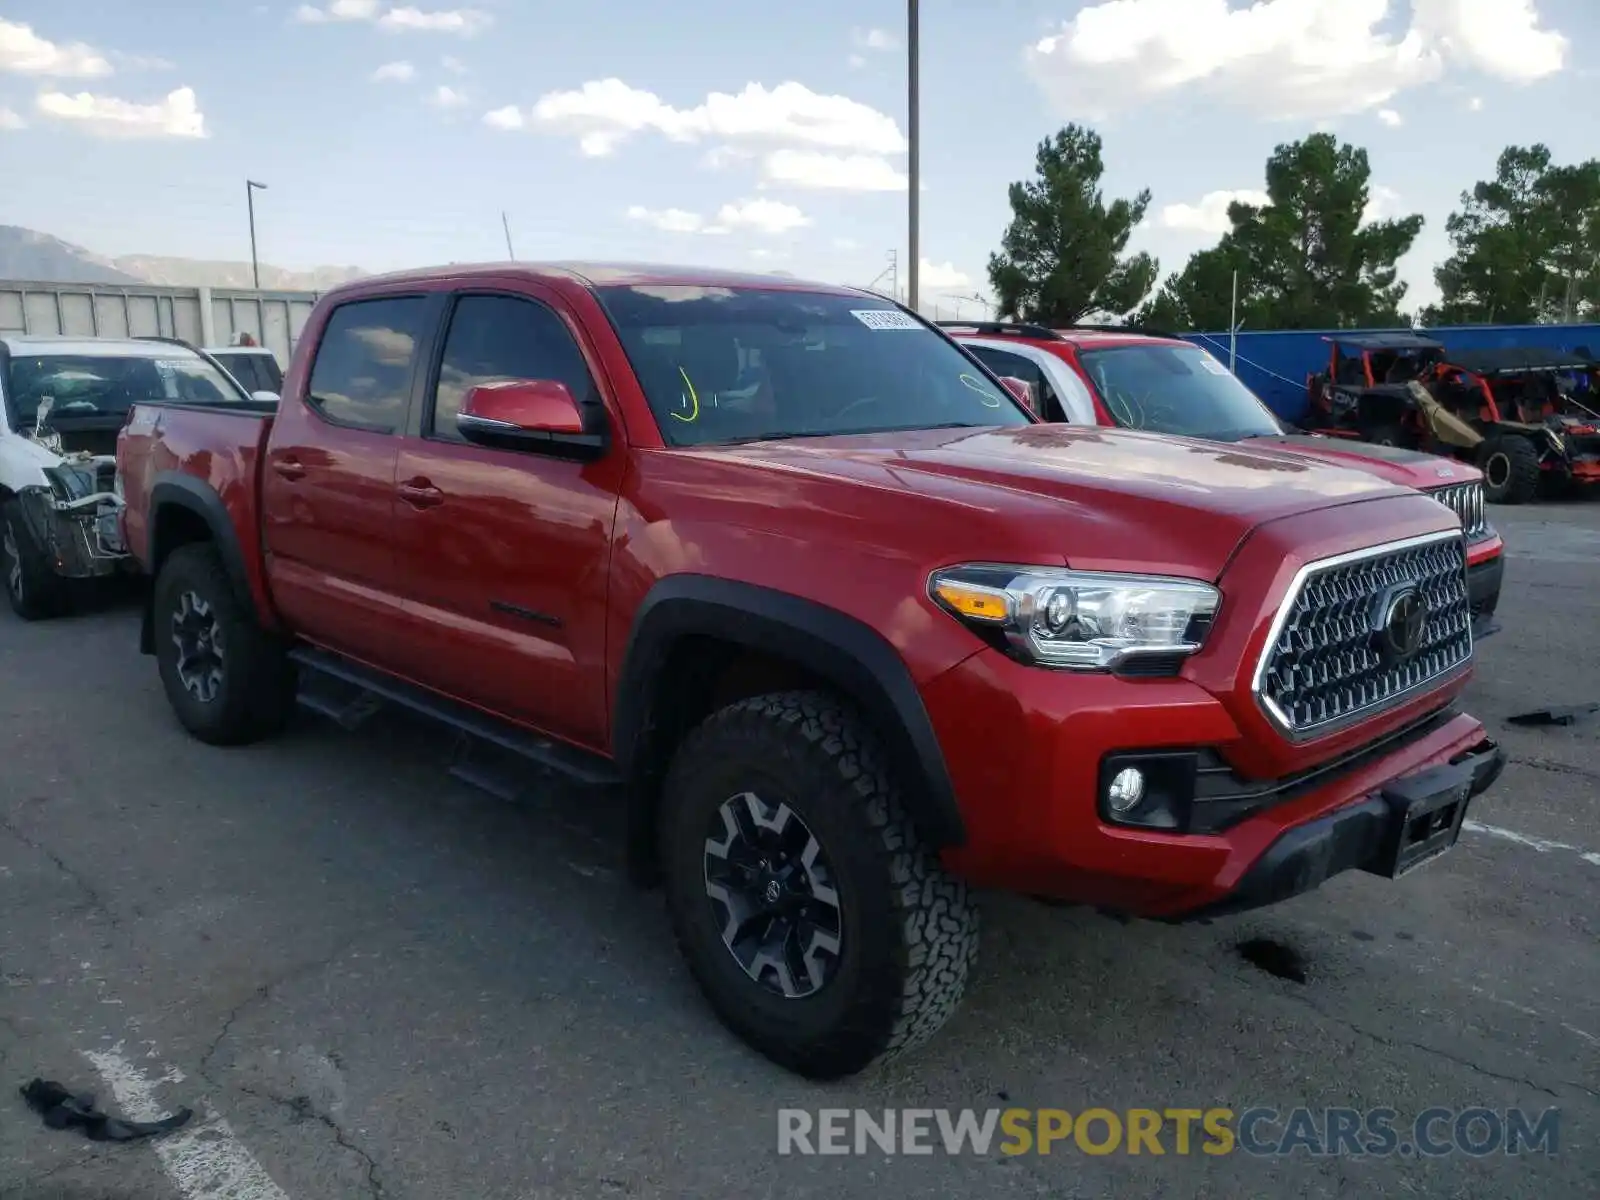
[117,264,1506,1079]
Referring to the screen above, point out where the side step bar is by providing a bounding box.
[289,645,622,789]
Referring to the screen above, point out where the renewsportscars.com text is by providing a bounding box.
[777,1107,1561,1158]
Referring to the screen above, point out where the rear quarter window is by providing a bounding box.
[306,297,430,433]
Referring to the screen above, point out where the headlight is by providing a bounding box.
[929,564,1221,671]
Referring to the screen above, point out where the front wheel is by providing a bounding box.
[152,543,296,745]
[659,691,978,1079]
[2,499,70,621]
[1481,436,1541,505]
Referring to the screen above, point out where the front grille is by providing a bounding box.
[1253,532,1472,739]
[1425,481,1486,539]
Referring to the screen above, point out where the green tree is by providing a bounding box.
[1421,145,1600,326]
[987,126,1158,324]
[1140,133,1424,331]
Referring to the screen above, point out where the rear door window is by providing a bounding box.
[306,297,430,433]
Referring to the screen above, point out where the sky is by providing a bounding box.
[0,0,1593,315]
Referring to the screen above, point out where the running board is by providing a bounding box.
[289,645,622,787]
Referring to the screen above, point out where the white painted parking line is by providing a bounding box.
[82,1043,291,1200]
[1462,820,1600,868]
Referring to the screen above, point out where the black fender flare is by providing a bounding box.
[139,473,254,654]
[613,575,967,872]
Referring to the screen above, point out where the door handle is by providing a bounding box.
[272,458,306,481]
[397,478,444,508]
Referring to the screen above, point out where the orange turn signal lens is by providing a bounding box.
[932,580,1010,623]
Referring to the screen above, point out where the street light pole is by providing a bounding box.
[907,0,920,315]
[246,180,268,290]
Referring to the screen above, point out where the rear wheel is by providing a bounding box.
[1,499,69,621]
[152,543,296,745]
[1481,436,1541,505]
[659,691,978,1079]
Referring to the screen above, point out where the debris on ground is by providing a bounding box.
[19,1078,193,1142]
[1506,703,1600,728]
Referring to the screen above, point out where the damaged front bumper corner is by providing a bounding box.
[15,460,131,580]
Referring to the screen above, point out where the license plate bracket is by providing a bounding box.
[1366,760,1475,879]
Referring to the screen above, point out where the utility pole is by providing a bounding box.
[501,211,516,260]
[1229,269,1239,371]
[888,249,898,302]
[246,180,268,290]
[906,0,920,314]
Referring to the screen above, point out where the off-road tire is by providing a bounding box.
[659,690,978,1079]
[1362,421,1410,449]
[1,499,70,621]
[1481,435,1541,505]
[152,543,296,745]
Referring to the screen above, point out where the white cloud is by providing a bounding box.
[511,78,905,159]
[430,84,467,107]
[1410,0,1566,82]
[35,85,206,138]
[482,104,523,129]
[702,144,756,169]
[1377,107,1402,126]
[294,0,380,23]
[1160,188,1269,235]
[715,198,810,234]
[0,17,113,77]
[0,106,25,129]
[625,198,810,237]
[1027,0,1568,122]
[626,205,710,234]
[762,149,907,191]
[371,60,415,82]
[847,53,867,69]
[852,27,900,52]
[1362,184,1403,225]
[1468,95,1484,110]
[295,2,490,35]
[920,260,970,289]
[441,54,467,73]
[379,7,492,35]
[113,52,177,71]
[833,236,860,251]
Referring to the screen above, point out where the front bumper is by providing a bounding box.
[1466,546,1503,640]
[1177,737,1504,920]
[14,486,130,580]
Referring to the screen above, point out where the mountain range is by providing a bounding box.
[0,225,365,292]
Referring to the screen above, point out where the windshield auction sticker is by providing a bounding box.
[851,310,923,330]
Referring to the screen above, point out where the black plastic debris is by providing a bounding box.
[19,1078,193,1143]
[1506,703,1600,728]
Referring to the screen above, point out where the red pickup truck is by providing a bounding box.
[117,264,1505,1079]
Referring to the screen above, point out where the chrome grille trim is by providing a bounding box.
[1425,481,1487,539]
[1251,530,1473,742]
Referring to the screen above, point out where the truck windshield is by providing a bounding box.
[595,284,1032,445]
[1076,344,1285,441]
[4,351,248,426]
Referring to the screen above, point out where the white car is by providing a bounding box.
[204,343,284,400]
[0,335,252,619]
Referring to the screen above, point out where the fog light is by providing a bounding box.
[1107,767,1146,814]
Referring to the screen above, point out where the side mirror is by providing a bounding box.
[457,379,603,456]
[999,376,1037,413]
[251,391,280,404]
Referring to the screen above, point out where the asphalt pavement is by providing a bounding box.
[2,502,1598,1200]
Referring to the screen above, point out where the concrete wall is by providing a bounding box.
[0,279,320,369]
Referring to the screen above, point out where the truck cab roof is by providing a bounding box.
[319,260,864,299]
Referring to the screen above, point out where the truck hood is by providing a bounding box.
[1246,433,1478,488]
[681,424,1412,581]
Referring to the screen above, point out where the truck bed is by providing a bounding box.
[117,401,276,618]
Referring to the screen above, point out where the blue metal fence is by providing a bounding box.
[1181,323,1600,423]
